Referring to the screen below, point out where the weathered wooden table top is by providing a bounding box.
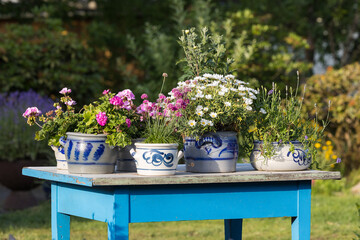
[22,164,341,187]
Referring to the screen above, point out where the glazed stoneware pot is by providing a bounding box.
[184,131,239,173]
[63,132,117,174]
[51,145,67,170]
[130,143,183,176]
[116,138,145,172]
[250,141,311,171]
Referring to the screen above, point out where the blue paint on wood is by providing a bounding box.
[225,219,243,240]
[129,182,297,223]
[51,183,70,240]
[94,144,105,161]
[291,180,311,240]
[83,143,93,161]
[22,168,93,187]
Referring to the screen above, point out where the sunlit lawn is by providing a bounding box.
[0,185,359,240]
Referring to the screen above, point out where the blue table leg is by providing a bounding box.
[291,180,311,240]
[224,219,243,240]
[107,189,130,240]
[51,183,70,240]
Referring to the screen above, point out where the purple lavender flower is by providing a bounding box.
[336,158,341,164]
[268,89,274,95]
[304,135,308,140]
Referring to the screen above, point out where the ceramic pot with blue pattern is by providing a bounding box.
[51,145,67,170]
[62,132,117,174]
[184,131,239,173]
[250,141,311,171]
[130,143,184,176]
[116,138,145,172]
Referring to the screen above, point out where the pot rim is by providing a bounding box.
[66,132,107,138]
[185,131,237,139]
[253,140,302,145]
[134,143,179,148]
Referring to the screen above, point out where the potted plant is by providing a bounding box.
[23,88,80,170]
[62,89,143,174]
[130,74,184,176]
[249,74,330,171]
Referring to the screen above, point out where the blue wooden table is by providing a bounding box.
[23,164,340,240]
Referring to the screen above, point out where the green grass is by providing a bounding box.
[0,187,359,240]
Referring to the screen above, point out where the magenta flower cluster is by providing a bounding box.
[96,112,108,126]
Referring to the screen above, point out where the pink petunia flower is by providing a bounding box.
[102,89,110,95]
[141,93,148,99]
[96,112,107,126]
[59,87,71,95]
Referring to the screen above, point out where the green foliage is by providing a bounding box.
[211,9,312,90]
[75,92,141,148]
[252,79,328,161]
[0,12,104,106]
[311,179,347,196]
[355,202,360,240]
[303,63,360,173]
[177,27,233,80]
[144,117,181,145]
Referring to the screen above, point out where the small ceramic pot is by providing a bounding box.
[130,143,183,176]
[62,132,117,174]
[184,131,239,173]
[250,141,311,171]
[51,145,67,170]
[116,138,145,172]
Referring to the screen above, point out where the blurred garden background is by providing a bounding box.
[0,0,360,239]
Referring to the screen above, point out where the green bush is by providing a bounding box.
[303,63,360,174]
[0,16,104,106]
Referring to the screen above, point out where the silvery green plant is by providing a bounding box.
[251,72,330,163]
[174,74,256,143]
[177,27,234,80]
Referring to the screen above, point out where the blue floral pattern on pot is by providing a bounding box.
[250,141,312,171]
[184,131,238,173]
[62,132,117,174]
[130,143,183,176]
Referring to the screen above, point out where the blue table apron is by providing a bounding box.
[22,164,341,240]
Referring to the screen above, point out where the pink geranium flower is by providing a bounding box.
[110,96,124,106]
[126,118,131,128]
[96,112,107,126]
[59,87,71,95]
[102,89,110,95]
[22,107,42,118]
[117,89,135,100]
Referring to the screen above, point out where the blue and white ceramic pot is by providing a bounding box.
[250,141,311,171]
[130,143,184,176]
[63,132,117,174]
[184,131,239,173]
[51,145,67,170]
[116,138,145,172]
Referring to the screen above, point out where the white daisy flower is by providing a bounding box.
[200,119,208,126]
[230,88,238,92]
[196,105,203,111]
[249,93,257,100]
[205,94,212,99]
[188,120,196,127]
[225,74,235,79]
[195,93,204,98]
[197,111,204,117]
[243,97,253,105]
[224,102,231,107]
[238,85,246,91]
[219,91,225,96]
[198,86,206,90]
[208,120,214,126]
[260,108,267,114]
[191,97,197,100]
[210,112,218,118]
[203,107,209,112]
[238,92,246,96]
[246,105,253,111]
